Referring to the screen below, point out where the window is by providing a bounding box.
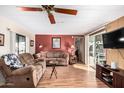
[52,37,61,49]
[16,34,26,54]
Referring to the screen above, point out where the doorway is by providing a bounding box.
[75,37,85,63]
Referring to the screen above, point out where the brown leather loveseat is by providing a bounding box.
[0,53,46,88]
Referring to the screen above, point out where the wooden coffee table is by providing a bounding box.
[49,61,58,79]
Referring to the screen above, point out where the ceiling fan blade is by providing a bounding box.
[54,8,77,15]
[48,13,56,24]
[19,7,43,11]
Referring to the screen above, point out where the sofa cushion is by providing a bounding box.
[46,52,54,58]
[11,65,35,76]
[56,58,66,62]
[63,53,68,58]
[54,52,62,58]
[1,54,24,69]
[19,55,27,64]
[46,58,56,61]
[19,53,35,65]
[46,51,65,58]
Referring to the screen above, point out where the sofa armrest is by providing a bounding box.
[34,58,44,62]
[11,65,35,76]
[65,53,69,65]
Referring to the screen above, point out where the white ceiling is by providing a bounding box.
[0,5,124,35]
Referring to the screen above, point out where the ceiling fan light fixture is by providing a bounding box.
[18,5,78,24]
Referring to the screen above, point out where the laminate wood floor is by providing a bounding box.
[37,64,108,88]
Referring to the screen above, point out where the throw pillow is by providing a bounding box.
[2,54,24,69]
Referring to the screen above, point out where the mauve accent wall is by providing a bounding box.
[35,35,74,53]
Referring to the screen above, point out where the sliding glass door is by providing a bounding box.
[16,34,26,54]
[95,34,106,65]
[89,36,95,68]
[89,31,106,69]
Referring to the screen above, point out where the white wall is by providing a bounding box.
[85,35,89,65]
[80,37,85,63]
[0,26,10,56]
[0,16,35,56]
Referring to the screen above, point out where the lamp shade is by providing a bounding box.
[39,44,43,48]
[71,45,75,49]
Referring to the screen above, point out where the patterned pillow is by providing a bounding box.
[1,54,24,69]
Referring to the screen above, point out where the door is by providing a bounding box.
[89,36,95,68]
[95,34,106,65]
[88,31,106,69]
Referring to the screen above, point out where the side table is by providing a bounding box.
[69,55,77,65]
[49,61,58,79]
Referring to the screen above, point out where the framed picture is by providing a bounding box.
[52,37,61,49]
[30,40,34,47]
[0,33,4,46]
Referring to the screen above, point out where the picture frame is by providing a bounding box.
[30,40,34,47]
[52,37,61,49]
[0,33,4,46]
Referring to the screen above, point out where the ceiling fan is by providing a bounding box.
[18,5,78,24]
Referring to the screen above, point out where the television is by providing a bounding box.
[102,27,124,48]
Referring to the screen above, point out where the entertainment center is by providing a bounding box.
[97,25,124,88]
[96,64,124,88]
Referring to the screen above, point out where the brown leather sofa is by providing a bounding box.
[36,51,69,66]
[0,53,46,88]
